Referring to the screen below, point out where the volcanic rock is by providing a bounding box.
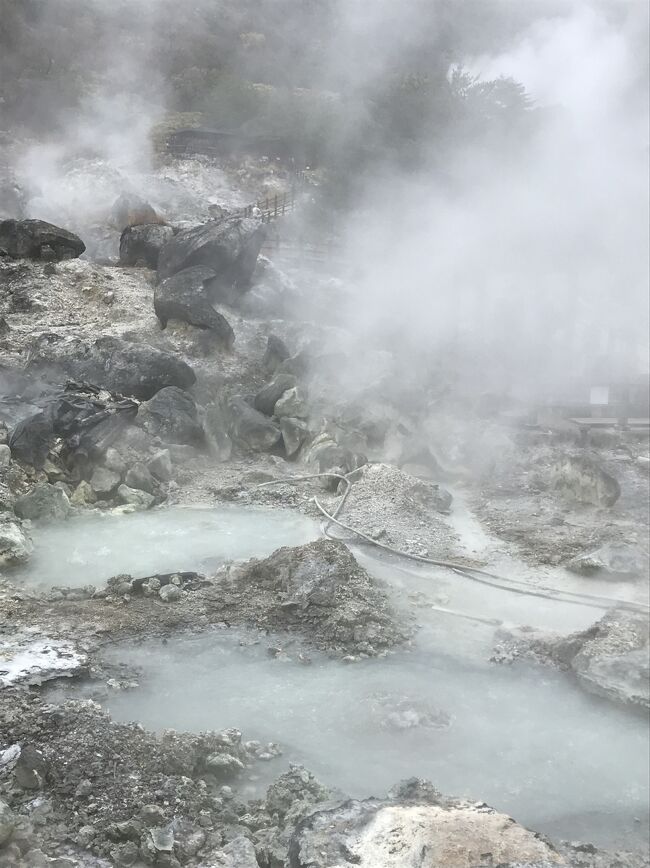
[137,386,203,445]
[0,516,33,565]
[262,334,290,373]
[14,483,71,521]
[26,334,196,400]
[154,266,235,347]
[157,216,266,298]
[119,223,174,268]
[0,219,85,261]
[225,397,282,453]
[254,374,296,416]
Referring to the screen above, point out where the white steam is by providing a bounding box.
[339,1,649,401]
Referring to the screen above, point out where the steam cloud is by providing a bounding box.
[338,0,649,402]
[2,0,647,402]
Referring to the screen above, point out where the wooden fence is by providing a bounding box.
[233,190,298,223]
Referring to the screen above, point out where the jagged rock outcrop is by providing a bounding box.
[254,373,297,416]
[549,454,621,507]
[119,223,174,268]
[0,219,85,261]
[25,333,196,400]
[493,608,650,708]
[9,383,139,469]
[287,779,565,868]
[224,396,282,452]
[157,216,266,300]
[154,266,235,347]
[137,386,203,445]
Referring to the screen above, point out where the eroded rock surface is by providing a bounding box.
[549,454,621,507]
[493,609,650,708]
[154,265,235,347]
[25,333,195,400]
[157,216,266,297]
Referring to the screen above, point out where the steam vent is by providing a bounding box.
[0,2,648,866]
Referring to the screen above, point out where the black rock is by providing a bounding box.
[154,266,235,347]
[157,217,266,299]
[253,374,296,416]
[119,223,174,268]
[226,397,282,452]
[0,219,85,261]
[262,334,290,373]
[137,386,203,445]
[26,333,196,400]
[8,410,53,468]
[9,383,139,469]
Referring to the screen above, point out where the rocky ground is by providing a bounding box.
[1,151,649,866]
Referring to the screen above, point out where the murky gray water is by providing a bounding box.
[13,505,320,589]
[88,628,649,850]
[27,506,649,849]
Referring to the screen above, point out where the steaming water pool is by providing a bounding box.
[79,628,649,850]
[21,505,649,848]
[11,505,320,589]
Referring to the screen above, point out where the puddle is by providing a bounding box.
[12,504,320,589]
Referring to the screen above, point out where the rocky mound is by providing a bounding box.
[328,462,457,559]
[287,780,564,868]
[0,691,278,866]
[493,608,650,709]
[209,539,411,656]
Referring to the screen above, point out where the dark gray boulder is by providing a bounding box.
[253,374,296,416]
[119,223,174,268]
[124,462,157,494]
[225,397,282,452]
[8,384,139,469]
[280,417,309,458]
[26,334,196,400]
[8,410,53,468]
[0,219,85,261]
[157,217,266,299]
[14,483,71,521]
[262,334,290,373]
[137,387,203,445]
[154,266,235,347]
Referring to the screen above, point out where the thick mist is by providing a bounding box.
[335,0,649,403]
[2,0,648,403]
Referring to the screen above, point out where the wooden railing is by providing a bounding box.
[233,190,297,223]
